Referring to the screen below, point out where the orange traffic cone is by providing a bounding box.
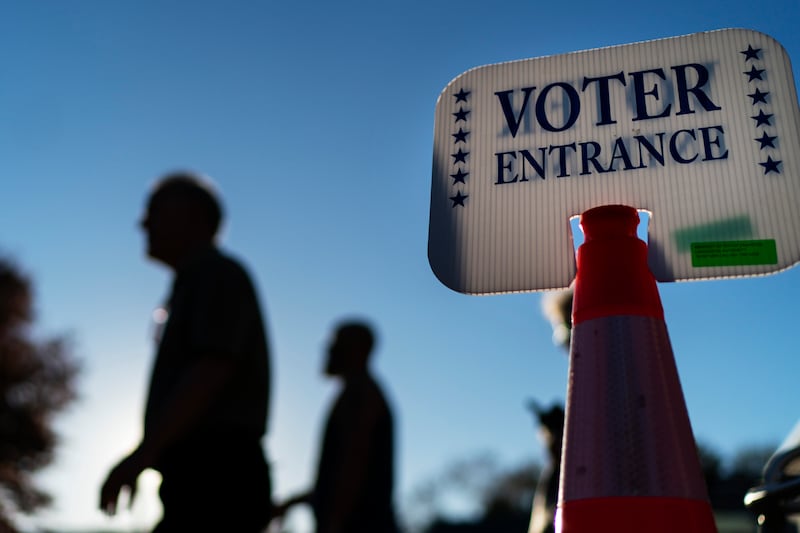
[556,205,717,532]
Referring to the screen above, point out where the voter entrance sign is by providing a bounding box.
[428,29,800,294]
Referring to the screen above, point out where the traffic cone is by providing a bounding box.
[555,205,717,532]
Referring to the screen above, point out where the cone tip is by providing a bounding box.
[580,205,639,241]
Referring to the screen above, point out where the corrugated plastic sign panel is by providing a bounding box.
[428,29,800,294]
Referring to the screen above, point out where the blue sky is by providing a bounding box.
[1,1,799,531]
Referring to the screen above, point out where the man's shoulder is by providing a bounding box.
[190,247,252,281]
[172,248,260,306]
[344,375,392,410]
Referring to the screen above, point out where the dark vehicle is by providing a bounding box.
[745,422,800,532]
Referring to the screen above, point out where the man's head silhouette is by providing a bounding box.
[325,321,375,378]
[140,172,223,269]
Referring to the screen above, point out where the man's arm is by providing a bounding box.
[99,356,235,514]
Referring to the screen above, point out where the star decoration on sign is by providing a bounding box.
[454,89,470,103]
[452,148,469,164]
[450,169,469,184]
[759,156,782,174]
[751,110,773,127]
[740,42,782,178]
[748,88,770,105]
[755,132,777,149]
[449,191,468,207]
[453,107,470,122]
[447,87,471,208]
[741,45,761,61]
[452,128,470,144]
[744,65,765,81]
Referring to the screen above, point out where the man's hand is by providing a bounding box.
[274,492,310,517]
[99,449,149,515]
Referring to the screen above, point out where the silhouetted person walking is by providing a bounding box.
[527,402,565,533]
[527,287,572,533]
[276,320,400,533]
[99,172,273,532]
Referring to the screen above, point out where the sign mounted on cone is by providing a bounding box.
[428,28,800,293]
[557,205,717,533]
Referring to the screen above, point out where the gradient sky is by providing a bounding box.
[1,1,799,531]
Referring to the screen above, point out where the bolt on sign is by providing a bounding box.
[428,29,800,294]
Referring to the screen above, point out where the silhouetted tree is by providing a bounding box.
[0,258,79,532]
[479,462,538,531]
[731,445,776,480]
[406,441,777,533]
[405,453,538,533]
[404,453,499,532]
[698,441,725,494]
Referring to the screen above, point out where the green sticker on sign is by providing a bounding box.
[691,240,778,267]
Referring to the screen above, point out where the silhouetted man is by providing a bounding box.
[277,321,400,533]
[528,288,572,533]
[99,172,273,532]
[527,402,565,533]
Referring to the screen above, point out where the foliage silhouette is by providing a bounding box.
[404,453,538,533]
[0,258,79,532]
[406,441,773,532]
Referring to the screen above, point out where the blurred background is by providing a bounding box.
[1,1,799,531]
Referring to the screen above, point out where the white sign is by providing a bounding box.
[428,29,800,294]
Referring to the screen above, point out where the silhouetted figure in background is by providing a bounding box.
[527,402,565,533]
[527,287,573,533]
[276,320,400,533]
[540,288,574,350]
[0,258,78,533]
[99,172,273,532]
